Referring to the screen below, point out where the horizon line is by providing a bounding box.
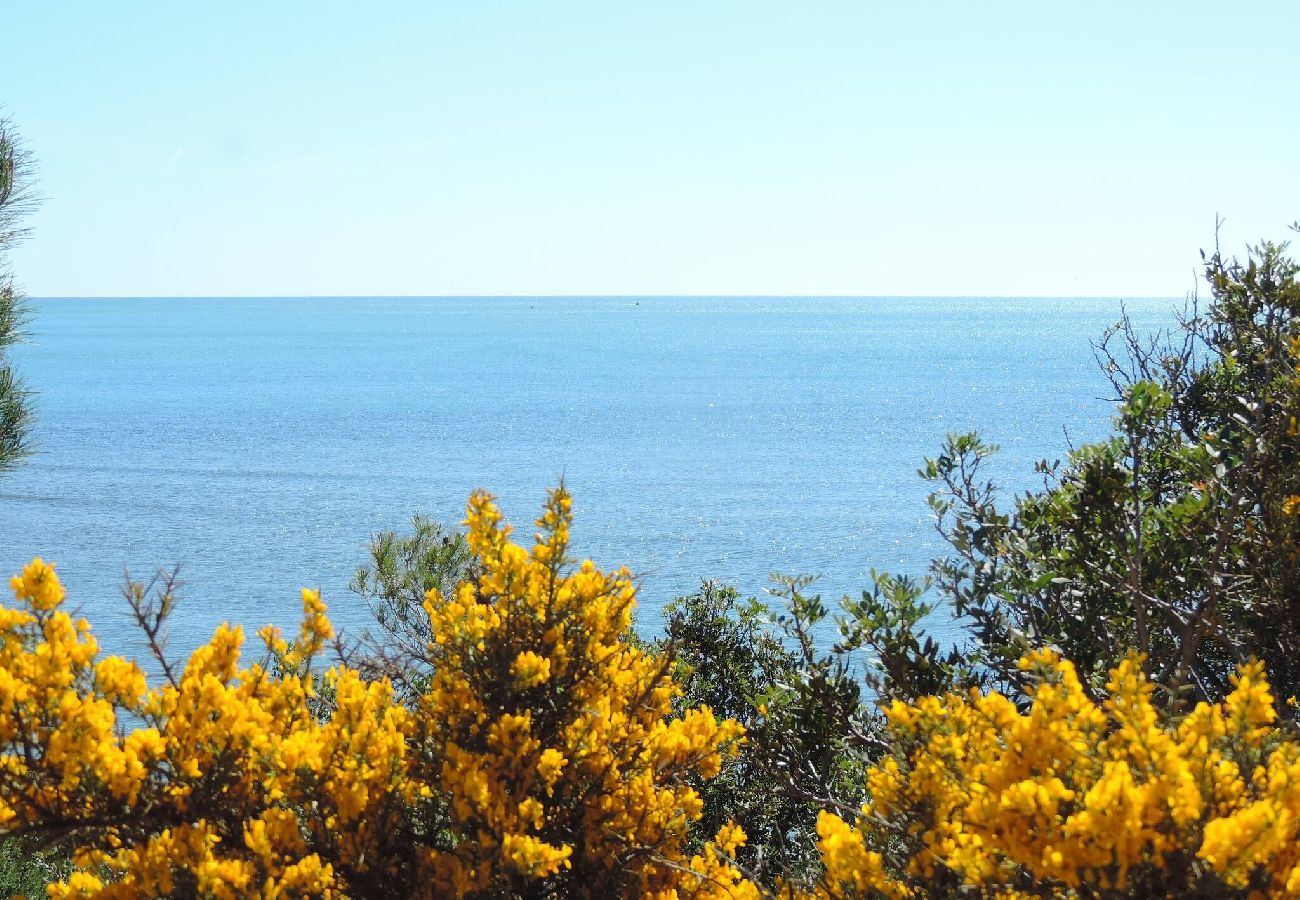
[28,293,1186,301]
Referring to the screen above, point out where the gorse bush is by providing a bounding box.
[0,490,753,898]
[814,651,1300,898]
[408,490,748,897]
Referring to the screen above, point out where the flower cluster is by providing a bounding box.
[811,649,1300,898]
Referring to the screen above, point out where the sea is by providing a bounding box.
[0,297,1179,660]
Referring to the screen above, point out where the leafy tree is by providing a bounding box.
[0,116,37,473]
[0,835,70,898]
[914,229,1300,708]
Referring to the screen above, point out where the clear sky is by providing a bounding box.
[6,1,1298,297]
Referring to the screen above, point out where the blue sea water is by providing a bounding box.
[1,297,1178,658]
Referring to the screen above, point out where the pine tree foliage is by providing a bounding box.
[0,117,37,473]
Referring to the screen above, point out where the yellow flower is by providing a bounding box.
[715,821,747,856]
[536,747,567,788]
[511,650,552,688]
[501,833,572,877]
[10,557,65,611]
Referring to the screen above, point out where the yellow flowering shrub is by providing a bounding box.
[0,557,409,898]
[0,488,754,899]
[405,487,752,897]
[808,649,1300,898]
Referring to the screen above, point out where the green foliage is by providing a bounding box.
[836,569,975,704]
[0,835,70,897]
[347,514,471,693]
[662,581,816,883]
[750,577,876,854]
[661,573,959,887]
[0,117,37,474]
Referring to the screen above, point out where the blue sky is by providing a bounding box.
[6,1,1298,296]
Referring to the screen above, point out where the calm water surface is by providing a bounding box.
[1,297,1177,657]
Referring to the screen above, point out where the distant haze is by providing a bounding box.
[7,1,1299,297]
